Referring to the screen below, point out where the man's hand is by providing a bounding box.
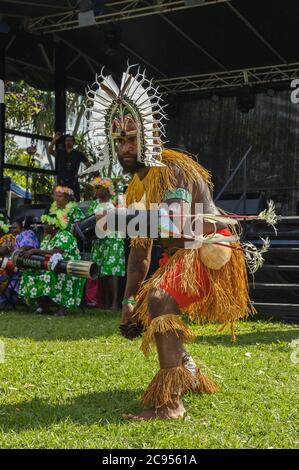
[120,304,143,340]
[52,131,62,143]
[121,303,135,324]
[49,132,62,157]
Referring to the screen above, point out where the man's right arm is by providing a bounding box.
[48,132,62,157]
[122,242,153,323]
[124,242,153,298]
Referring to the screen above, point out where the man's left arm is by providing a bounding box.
[160,168,225,239]
[76,153,91,180]
[159,166,195,239]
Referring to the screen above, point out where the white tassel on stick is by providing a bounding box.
[242,237,270,274]
[256,200,278,234]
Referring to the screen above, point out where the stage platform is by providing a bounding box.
[247,217,299,323]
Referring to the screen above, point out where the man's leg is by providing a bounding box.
[124,286,219,420]
[124,288,194,420]
[36,296,54,314]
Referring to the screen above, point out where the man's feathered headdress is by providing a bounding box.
[85,64,167,169]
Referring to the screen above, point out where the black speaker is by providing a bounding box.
[237,87,255,113]
[12,204,50,221]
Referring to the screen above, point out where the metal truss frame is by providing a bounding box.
[26,0,232,34]
[156,62,299,94]
[6,56,86,87]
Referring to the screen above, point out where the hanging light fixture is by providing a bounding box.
[78,0,96,28]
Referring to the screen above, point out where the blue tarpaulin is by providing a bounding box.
[3,177,32,199]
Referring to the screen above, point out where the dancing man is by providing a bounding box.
[86,65,274,420]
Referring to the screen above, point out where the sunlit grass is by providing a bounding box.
[0,309,298,449]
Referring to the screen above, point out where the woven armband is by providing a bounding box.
[162,188,192,204]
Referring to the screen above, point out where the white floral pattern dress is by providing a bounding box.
[88,200,125,277]
[19,230,85,308]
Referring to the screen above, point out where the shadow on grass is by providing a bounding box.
[195,328,299,347]
[0,309,123,341]
[0,389,144,431]
[1,310,298,345]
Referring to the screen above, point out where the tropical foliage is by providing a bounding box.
[4,80,128,202]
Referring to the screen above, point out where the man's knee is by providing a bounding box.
[148,288,179,319]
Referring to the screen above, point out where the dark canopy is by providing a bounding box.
[1,0,299,96]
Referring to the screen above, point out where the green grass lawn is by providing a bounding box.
[0,308,298,449]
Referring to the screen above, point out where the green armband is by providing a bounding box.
[122,297,136,305]
[162,188,192,204]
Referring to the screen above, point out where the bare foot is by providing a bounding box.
[36,297,52,314]
[35,307,52,315]
[54,308,67,317]
[122,401,186,421]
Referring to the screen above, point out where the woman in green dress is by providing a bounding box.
[19,213,86,316]
[49,185,85,231]
[88,176,125,310]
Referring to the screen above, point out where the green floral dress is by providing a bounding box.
[49,202,85,231]
[19,230,86,308]
[88,200,125,277]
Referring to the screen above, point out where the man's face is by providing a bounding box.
[116,136,145,174]
[65,137,75,151]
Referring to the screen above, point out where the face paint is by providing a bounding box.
[86,65,167,171]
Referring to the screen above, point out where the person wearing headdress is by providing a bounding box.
[87,65,276,420]
[48,186,85,231]
[18,213,85,316]
[86,176,125,309]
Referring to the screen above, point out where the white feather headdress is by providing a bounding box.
[85,64,167,168]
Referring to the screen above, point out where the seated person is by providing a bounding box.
[48,185,85,231]
[11,216,40,252]
[18,213,86,316]
[0,217,40,305]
